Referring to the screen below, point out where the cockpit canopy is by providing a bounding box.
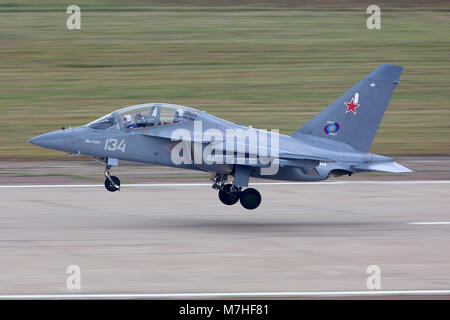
[87,103,199,130]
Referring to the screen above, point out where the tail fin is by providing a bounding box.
[291,64,403,152]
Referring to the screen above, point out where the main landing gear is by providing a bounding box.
[104,163,120,192]
[212,173,262,210]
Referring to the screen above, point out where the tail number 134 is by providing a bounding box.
[104,138,126,152]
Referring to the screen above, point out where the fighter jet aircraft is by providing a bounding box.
[29,64,411,210]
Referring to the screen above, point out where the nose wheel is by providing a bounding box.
[104,164,120,192]
[105,175,120,192]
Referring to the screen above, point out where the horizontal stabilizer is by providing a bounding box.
[352,161,412,173]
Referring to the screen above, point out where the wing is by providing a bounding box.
[140,125,333,167]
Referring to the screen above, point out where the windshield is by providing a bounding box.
[87,114,117,130]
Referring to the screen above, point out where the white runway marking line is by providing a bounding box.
[408,160,450,163]
[407,222,450,225]
[1,290,450,299]
[1,180,450,189]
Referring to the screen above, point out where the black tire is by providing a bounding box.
[239,188,261,210]
[105,176,120,192]
[218,184,240,205]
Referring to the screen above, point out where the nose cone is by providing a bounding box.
[28,134,47,147]
[28,130,73,152]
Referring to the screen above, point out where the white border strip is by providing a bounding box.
[1,290,450,299]
[1,180,450,189]
[408,222,450,225]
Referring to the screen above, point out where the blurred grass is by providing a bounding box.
[0,1,449,159]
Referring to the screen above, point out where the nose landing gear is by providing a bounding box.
[212,173,262,210]
[104,164,120,192]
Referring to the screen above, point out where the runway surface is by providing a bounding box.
[1,179,450,297]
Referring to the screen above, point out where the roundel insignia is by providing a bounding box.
[323,121,340,136]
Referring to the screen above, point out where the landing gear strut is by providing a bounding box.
[212,173,261,210]
[104,163,120,192]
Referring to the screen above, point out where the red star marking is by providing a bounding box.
[344,97,360,115]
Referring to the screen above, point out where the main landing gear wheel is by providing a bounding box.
[105,176,120,192]
[239,188,261,210]
[218,184,240,205]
